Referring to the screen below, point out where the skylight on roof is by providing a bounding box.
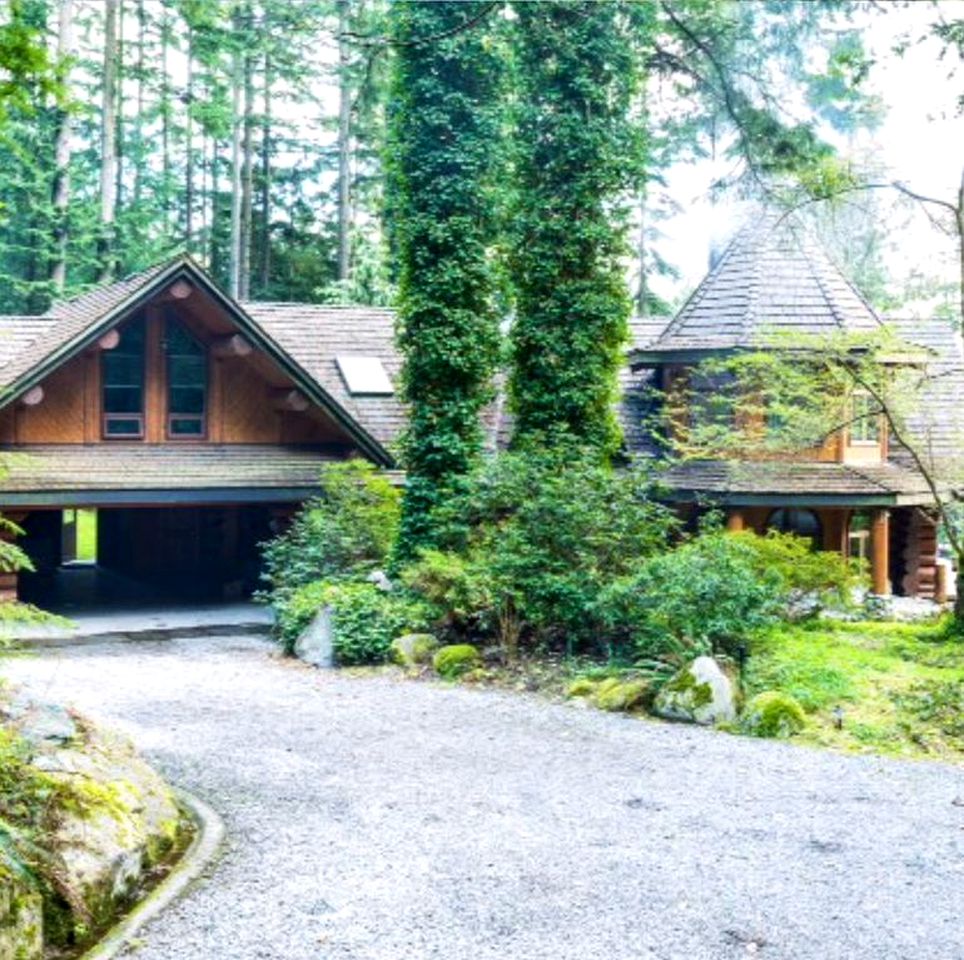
[336,356,394,396]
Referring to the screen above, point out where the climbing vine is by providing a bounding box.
[386,0,503,560]
[508,0,645,456]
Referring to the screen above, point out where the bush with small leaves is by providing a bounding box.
[433,644,483,679]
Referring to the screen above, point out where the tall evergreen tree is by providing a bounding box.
[387,0,503,558]
[508,0,644,455]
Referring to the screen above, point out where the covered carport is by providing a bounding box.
[1,443,337,610]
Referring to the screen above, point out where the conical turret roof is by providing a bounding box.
[636,211,882,360]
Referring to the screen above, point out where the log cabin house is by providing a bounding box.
[624,214,964,601]
[0,257,405,605]
[0,215,959,607]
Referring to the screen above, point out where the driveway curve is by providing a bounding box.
[5,633,964,960]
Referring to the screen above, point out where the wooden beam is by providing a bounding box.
[19,386,44,407]
[725,510,745,532]
[97,329,120,351]
[211,333,253,358]
[169,278,193,300]
[273,389,309,413]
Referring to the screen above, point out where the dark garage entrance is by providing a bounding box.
[18,504,288,609]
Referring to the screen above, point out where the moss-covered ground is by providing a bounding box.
[744,617,964,763]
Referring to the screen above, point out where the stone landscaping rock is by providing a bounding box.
[653,656,736,725]
[294,608,334,668]
[366,570,393,592]
[0,866,42,960]
[594,678,652,713]
[1,693,77,746]
[432,644,482,679]
[390,633,438,668]
[741,691,806,738]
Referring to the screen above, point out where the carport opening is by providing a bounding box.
[62,509,98,565]
[18,504,289,611]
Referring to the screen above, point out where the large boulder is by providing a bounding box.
[294,608,334,668]
[653,656,737,725]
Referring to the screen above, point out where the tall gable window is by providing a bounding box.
[166,317,207,438]
[102,315,146,438]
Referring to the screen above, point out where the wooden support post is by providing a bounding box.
[871,508,891,596]
[725,510,745,532]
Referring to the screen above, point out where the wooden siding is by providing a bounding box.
[1,300,351,448]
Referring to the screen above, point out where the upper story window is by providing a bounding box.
[850,392,880,444]
[102,315,146,438]
[166,317,207,438]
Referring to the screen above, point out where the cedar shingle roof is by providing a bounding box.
[0,444,357,503]
[0,259,182,391]
[240,302,405,454]
[662,459,934,505]
[637,212,882,358]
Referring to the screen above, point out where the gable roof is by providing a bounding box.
[240,302,405,454]
[0,258,396,466]
[633,212,883,362]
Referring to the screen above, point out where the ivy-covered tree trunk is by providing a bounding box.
[508,0,643,456]
[387,0,502,560]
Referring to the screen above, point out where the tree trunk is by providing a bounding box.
[114,0,125,217]
[258,51,271,295]
[239,17,254,301]
[185,26,194,252]
[49,0,74,293]
[161,11,171,217]
[228,13,243,299]
[955,563,964,626]
[636,190,648,317]
[98,0,119,282]
[133,0,144,206]
[336,0,351,283]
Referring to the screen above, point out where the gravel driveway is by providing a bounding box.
[5,632,964,960]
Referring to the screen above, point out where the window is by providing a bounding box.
[766,508,822,544]
[102,315,146,437]
[166,317,207,438]
[850,392,880,444]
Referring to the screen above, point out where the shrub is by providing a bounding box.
[433,644,483,679]
[401,442,675,656]
[275,580,428,664]
[261,460,400,602]
[741,691,807,738]
[598,528,859,661]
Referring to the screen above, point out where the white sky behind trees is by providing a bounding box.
[654,1,964,314]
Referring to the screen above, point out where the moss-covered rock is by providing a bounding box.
[390,633,439,668]
[433,644,482,679]
[653,656,736,725]
[594,679,652,713]
[741,691,806,738]
[566,678,597,698]
[0,861,42,960]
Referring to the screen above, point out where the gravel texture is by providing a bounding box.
[5,633,964,960]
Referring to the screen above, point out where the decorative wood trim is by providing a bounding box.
[211,333,252,358]
[84,351,100,443]
[19,386,44,407]
[145,307,164,443]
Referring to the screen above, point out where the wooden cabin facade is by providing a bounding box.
[0,258,403,604]
[626,215,962,600]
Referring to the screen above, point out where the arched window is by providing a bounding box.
[166,317,207,438]
[766,508,822,544]
[102,315,146,438]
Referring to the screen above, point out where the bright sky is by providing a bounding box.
[653,2,964,313]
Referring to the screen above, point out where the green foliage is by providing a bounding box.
[743,618,964,760]
[401,443,674,655]
[741,691,807,738]
[508,1,642,455]
[274,579,428,665]
[260,460,400,602]
[432,644,482,680]
[599,528,857,660]
[387,1,503,559]
[891,679,964,744]
[593,677,652,713]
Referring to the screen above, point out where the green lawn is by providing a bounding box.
[744,618,964,763]
[75,509,97,562]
